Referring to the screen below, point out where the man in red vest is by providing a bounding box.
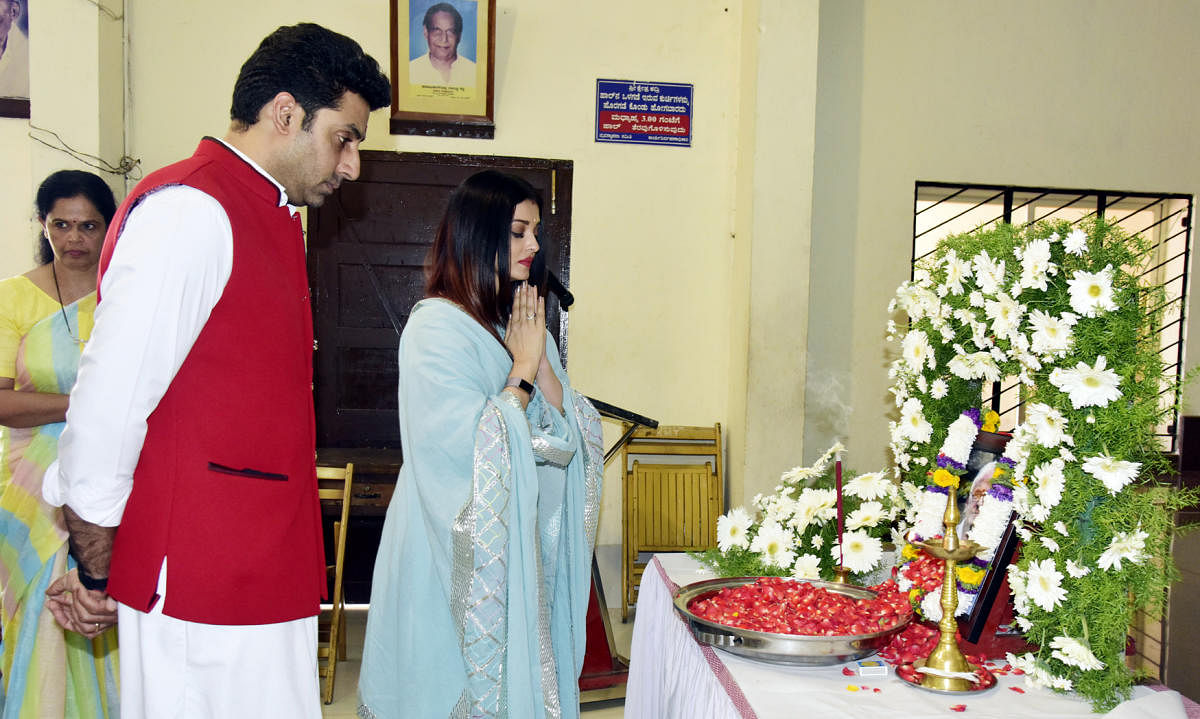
[41,23,389,718]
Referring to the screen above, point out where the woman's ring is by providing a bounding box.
[94,623,100,631]
[526,313,535,320]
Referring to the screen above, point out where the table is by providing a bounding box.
[626,553,1197,719]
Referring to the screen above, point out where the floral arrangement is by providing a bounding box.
[695,443,906,583]
[886,218,1198,711]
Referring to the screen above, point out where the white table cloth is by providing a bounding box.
[626,553,1194,719]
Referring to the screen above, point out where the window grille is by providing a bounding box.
[912,182,1194,452]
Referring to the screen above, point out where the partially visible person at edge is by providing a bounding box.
[0,170,118,717]
[409,2,476,86]
[0,0,29,99]
[39,23,390,719]
[358,170,604,719]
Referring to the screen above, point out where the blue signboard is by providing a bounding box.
[595,79,693,147]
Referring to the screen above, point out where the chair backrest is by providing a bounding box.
[316,463,354,591]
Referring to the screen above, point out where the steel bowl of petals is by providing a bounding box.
[672,576,913,666]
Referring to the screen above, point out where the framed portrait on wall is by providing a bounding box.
[0,0,31,118]
[390,0,495,138]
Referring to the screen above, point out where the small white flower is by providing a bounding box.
[1026,558,1068,611]
[969,290,985,307]
[948,351,1002,383]
[942,249,971,295]
[846,501,885,530]
[1025,403,1070,448]
[1040,536,1060,553]
[973,250,1006,296]
[1067,265,1118,318]
[810,534,824,550]
[898,398,934,444]
[1049,635,1105,671]
[750,519,796,568]
[1098,526,1149,571]
[1032,458,1066,509]
[1065,560,1091,578]
[902,330,936,372]
[844,472,892,501]
[1027,309,1077,356]
[717,507,753,552]
[834,529,883,574]
[1049,674,1075,691]
[985,293,1023,339]
[1019,238,1057,291]
[791,553,822,580]
[1064,228,1088,256]
[1049,355,1123,409]
[930,378,949,399]
[1082,454,1141,495]
[1053,521,1069,536]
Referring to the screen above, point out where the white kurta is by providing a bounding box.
[42,140,320,719]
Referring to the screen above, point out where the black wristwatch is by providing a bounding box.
[504,376,535,395]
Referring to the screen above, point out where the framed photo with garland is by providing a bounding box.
[389,0,496,138]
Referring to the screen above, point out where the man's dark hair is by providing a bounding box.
[34,170,117,265]
[426,170,545,349]
[423,3,464,39]
[229,23,390,131]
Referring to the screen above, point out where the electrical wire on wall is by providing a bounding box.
[27,125,141,180]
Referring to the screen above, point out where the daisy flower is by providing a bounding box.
[750,519,796,568]
[846,501,885,530]
[1065,560,1091,578]
[898,398,933,443]
[1019,238,1057,291]
[1025,403,1070,448]
[985,293,1023,339]
[972,250,1006,296]
[930,378,949,399]
[1063,228,1088,256]
[1027,309,1077,356]
[810,534,824,550]
[834,529,883,574]
[1098,526,1149,571]
[1067,264,1118,317]
[1053,521,1069,536]
[791,553,821,580]
[844,471,892,501]
[1026,558,1068,611]
[716,507,752,552]
[948,351,1001,383]
[1049,635,1105,671]
[1082,454,1141,495]
[1032,458,1066,509]
[1049,355,1122,409]
[1040,536,1060,553]
[942,249,971,295]
[902,330,935,372]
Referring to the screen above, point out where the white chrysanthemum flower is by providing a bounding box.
[930,378,949,399]
[1027,309,1077,356]
[941,414,979,465]
[790,489,837,534]
[844,472,891,501]
[985,293,1023,339]
[810,534,824,550]
[716,506,753,552]
[1053,521,1069,536]
[1026,558,1068,611]
[967,495,1014,561]
[1049,355,1123,409]
[1067,264,1118,318]
[902,330,935,372]
[1049,635,1105,671]
[898,398,933,443]
[948,351,1002,383]
[1063,228,1088,256]
[1032,458,1066,509]
[1098,526,1149,571]
[942,249,971,295]
[973,250,1006,296]
[915,374,929,394]
[900,481,923,508]
[834,529,883,574]
[791,553,822,580]
[911,489,949,540]
[846,501,885,530]
[1049,674,1075,691]
[1019,238,1057,291]
[1081,454,1141,495]
[1025,403,1070,448]
[920,589,944,622]
[750,519,796,568]
[1065,560,1091,578]
[1058,446,1076,463]
[1040,536,1060,553]
[968,290,985,307]
[1028,503,1051,523]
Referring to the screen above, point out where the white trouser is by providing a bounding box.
[116,561,320,719]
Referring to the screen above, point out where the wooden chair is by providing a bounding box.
[316,462,354,705]
[621,424,722,620]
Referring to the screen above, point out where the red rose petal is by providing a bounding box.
[842,667,855,676]
[950,705,966,712]
[1010,686,1025,694]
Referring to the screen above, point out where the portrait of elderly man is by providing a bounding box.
[409,1,476,87]
[0,0,29,99]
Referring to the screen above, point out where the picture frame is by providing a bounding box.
[389,0,495,138]
[0,0,31,118]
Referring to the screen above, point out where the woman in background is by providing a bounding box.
[359,170,603,719]
[0,170,119,717]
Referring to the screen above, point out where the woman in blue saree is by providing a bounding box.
[358,170,603,719]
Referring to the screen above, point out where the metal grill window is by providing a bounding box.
[912,182,1194,451]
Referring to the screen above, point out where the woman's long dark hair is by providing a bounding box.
[34,170,118,265]
[426,170,546,347]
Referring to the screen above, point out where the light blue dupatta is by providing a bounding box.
[359,299,602,719]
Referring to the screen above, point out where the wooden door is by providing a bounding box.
[307,151,574,450]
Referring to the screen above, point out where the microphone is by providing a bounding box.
[546,271,574,309]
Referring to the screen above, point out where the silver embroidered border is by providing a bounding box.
[448,401,512,719]
[533,531,562,719]
[572,391,605,548]
[531,434,575,468]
